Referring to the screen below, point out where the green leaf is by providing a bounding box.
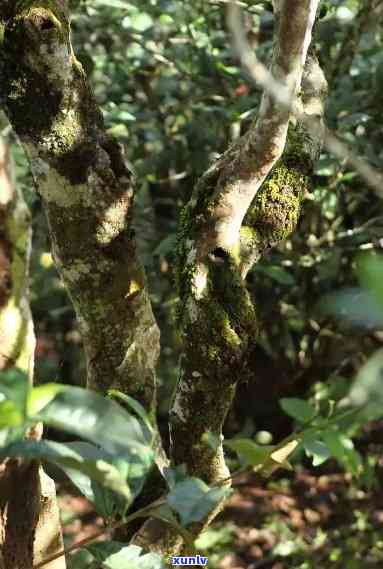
[162,465,188,490]
[224,438,274,466]
[279,398,317,423]
[0,400,23,429]
[38,386,152,450]
[303,440,331,466]
[0,439,132,501]
[93,0,130,9]
[28,383,66,416]
[167,477,231,526]
[148,503,180,526]
[129,13,153,32]
[201,431,221,453]
[146,503,195,546]
[319,288,383,329]
[158,14,173,25]
[321,430,362,476]
[0,428,9,446]
[37,387,154,496]
[107,390,153,437]
[0,368,30,420]
[57,442,129,518]
[86,543,141,564]
[86,542,165,569]
[67,549,95,569]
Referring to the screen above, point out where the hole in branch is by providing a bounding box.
[40,18,55,31]
[209,247,228,263]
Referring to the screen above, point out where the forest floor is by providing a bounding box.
[59,423,383,569]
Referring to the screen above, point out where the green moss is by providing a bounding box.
[7,200,30,304]
[244,122,312,255]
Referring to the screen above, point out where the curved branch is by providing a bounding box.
[192,0,320,256]
[172,0,321,490]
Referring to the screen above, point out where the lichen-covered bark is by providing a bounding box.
[0,1,160,415]
[0,137,65,569]
[185,0,320,259]
[0,139,34,376]
[240,54,327,277]
[171,1,325,489]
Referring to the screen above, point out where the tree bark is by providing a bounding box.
[171,0,323,487]
[0,137,65,569]
[0,1,160,416]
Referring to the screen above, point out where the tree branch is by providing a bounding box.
[172,0,320,489]
[130,0,326,557]
[227,2,383,196]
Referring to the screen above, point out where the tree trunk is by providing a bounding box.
[0,2,160,416]
[0,137,65,569]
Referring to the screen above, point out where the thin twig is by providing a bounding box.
[227,3,383,197]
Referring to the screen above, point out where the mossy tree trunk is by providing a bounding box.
[0,0,327,560]
[133,0,327,555]
[0,1,160,416]
[0,137,65,569]
[170,0,326,494]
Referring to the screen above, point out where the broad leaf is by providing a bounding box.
[357,254,383,309]
[107,389,154,437]
[347,349,383,410]
[280,398,317,423]
[0,439,132,501]
[224,438,274,466]
[28,383,65,416]
[38,386,152,450]
[86,542,165,569]
[145,504,195,547]
[58,442,130,517]
[303,439,331,466]
[320,288,383,329]
[37,387,154,497]
[201,431,221,453]
[93,0,131,9]
[0,400,23,429]
[162,464,188,490]
[167,477,231,526]
[321,430,362,476]
[0,369,30,420]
